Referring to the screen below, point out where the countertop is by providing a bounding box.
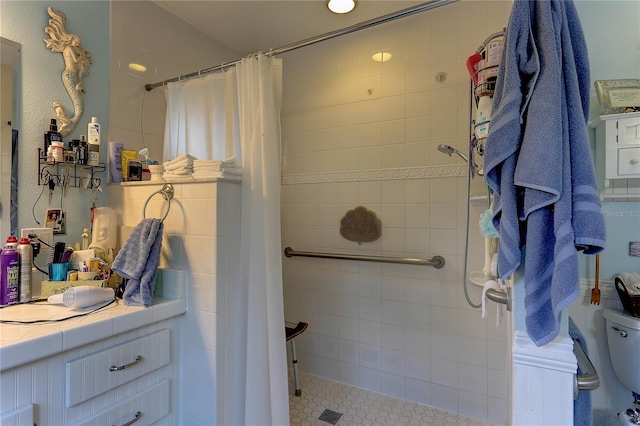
[0,269,186,371]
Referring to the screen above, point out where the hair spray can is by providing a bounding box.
[1,244,19,306]
[17,238,32,302]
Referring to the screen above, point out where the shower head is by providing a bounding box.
[437,144,469,162]
[436,144,483,176]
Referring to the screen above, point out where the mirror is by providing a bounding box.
[0,37,20,238]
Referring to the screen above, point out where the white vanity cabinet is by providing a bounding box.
[0,320,180,426]
[596,112,640,200]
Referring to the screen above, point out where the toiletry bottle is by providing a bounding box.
[17,237,32,302]
[5,235,18,250]
[1,243,19,306]
[78,135,88,165]
[87,117,100,166]
[44,118,63,152]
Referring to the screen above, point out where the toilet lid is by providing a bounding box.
[603,308,640,330]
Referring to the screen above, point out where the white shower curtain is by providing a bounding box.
[163,54,289,425]
[163,70,241,162]
[237,55,288,425]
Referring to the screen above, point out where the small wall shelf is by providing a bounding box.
[595,112,640,201]
[38,148,105,189]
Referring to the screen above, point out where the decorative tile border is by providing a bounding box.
[281,164,467,185]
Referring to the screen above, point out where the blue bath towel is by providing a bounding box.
[485,0,605,346]
[111,218,164,307]
[569,317,592,426]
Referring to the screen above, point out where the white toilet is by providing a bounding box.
[603,309,640,425]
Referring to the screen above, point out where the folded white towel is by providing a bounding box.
[482,279,504,327]
[193,157,239,167]
[193,170,242,179]
[164,154,196,167]
[162,168,192,176]
[164,161,194,172]
[620,272,640,295]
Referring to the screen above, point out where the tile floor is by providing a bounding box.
[288,370,498,426]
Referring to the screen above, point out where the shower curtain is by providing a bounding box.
[163,55,289,424]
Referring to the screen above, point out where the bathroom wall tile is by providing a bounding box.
[430,357,458,388]
[405,228,430,255]
[182,309,216,351]
[359,320,381,346]
[317,334,339,360]
[431,112,458,140]
[430,382,459,414]
[380,145,405,168]
[405,302,430,331]
[338,361,360,387]
[380,323,405,350]
[405,142,428,167]
[380,120,405,145]
[404,327,430,357]
[359,343,381,369]
[381,95,406,121]
[458,389,489,422]
[380,347,406,376]
[359,297,382,323]
[181,344,217,389]
[458,336,488,368]
[317,356,339,381]
[406,65,431,94]
[381,203,405,228]
[406,91,431,118]
[487,339,508,371]
[488,396,509,426]
[315,313,340,338]
[339,339,360,365]
[430,332,459,360]
[458,362,488,395]
[405,377,430,405]
[381,275,405,301]
[339,316,360,342]
[431,85,459,115]
[488,368,507,399]
[380,371,405,399]
[431,306,459,335]
[359,366,381,392]
[406,117,430,143]
[430,202,458,229]
[405,352,431,383]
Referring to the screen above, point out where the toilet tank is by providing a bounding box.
[603,308,640,394]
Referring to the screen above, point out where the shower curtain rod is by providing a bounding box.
[145,0,458,91]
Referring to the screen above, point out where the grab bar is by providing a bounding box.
[573,338,600,397]
[143,183,174,222]
[283,247,445,269]
[485,287,512,311]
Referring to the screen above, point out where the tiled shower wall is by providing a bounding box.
[280,1,511,423]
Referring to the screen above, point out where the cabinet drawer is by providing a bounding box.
[618,147,640,176]
[66,329,170,407]
[72,379,169,426]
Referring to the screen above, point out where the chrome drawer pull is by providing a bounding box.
[114,411,141,426]
[109,355,143,372]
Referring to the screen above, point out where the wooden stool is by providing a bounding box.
[285,322,308,396]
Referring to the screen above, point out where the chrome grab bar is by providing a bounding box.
[573,339,600,396]
[485,287,512,311]
[283,247,445,269]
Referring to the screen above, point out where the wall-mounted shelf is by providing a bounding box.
[595,112,640,201]
[38,148,105,189]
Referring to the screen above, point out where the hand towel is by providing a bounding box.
[484,0,605,346]
[482,279,503,327]
[111,218,163,307]
[163,154,196,167]
[569,317,591,426]
[619,272,640,295]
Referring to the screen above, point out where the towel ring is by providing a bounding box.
[143,183,174,222]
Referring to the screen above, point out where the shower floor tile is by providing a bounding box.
[288,370,497,426]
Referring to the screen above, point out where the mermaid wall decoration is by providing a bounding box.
[43,7,92,137]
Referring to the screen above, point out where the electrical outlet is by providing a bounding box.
[20,227,54,260]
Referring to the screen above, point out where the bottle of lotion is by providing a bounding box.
[87,117,100,166]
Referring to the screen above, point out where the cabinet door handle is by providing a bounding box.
[114,411,141,426]
[109,355,143,372]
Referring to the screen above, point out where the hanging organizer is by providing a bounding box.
[37,147,105,189]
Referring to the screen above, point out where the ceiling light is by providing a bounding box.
[327,0,356,14]
[372,51,392,62]
[128,63,147,73]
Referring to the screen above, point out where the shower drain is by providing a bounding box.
[318,408,343,425]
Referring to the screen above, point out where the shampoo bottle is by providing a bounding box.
[44,118,63,152]
[87,117,101,166]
